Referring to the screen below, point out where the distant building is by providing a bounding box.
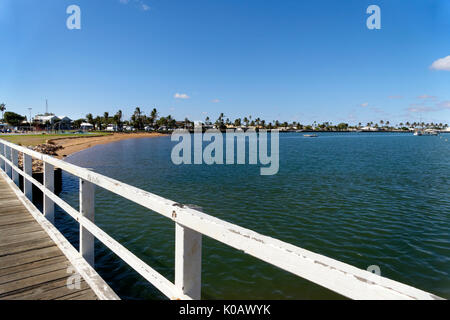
[80,122,94,131]
[34,115,58,125]
[106,124,118,132]
[57,116,73,130]
[0,123,9,132]
[361,126,379,132]
[34,115,73,130]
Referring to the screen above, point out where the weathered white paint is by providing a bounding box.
[0,139,444,300]
[23,153,33,201]
[0,168,120,300]
[4,145,11,178]
[11,148,19,185]
[0,153,189,300]
[0,143,4,171]
[175,223,202,300]
[43,162,55,224]
[80,179,95,267]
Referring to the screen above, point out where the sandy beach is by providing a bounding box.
[51,132,166,158]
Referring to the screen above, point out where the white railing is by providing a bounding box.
[0,139,442,300]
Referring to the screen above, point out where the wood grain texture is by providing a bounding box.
[0,176,98,300]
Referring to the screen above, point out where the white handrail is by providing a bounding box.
[0,139,443,300]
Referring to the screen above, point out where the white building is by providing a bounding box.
[34,115,73,129]
[80,122,94,131]
[361,126,380,132]
[106,124,118,132]
[34,115,59,125]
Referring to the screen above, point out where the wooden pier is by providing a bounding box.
[0,176,99,300]
[0,138,443,300]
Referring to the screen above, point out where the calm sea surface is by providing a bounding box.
[53,132,450,299]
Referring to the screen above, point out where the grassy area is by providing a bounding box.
[0,132,111,147]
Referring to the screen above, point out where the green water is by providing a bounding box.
[54,132,450,299]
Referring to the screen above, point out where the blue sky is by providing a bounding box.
[1,0,449,125]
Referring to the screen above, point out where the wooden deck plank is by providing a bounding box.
[0,224,43,237]
[0,221,35,231]
[0,246,63,271]
[0,230,50,246]
[0,205,29,213]
[0,256,68,277]
[57,288,98,300]
[6,279,93,300]
[0,260,70,285]
[0,215,35,227]
[0,238,55,257]
[0,268,75,296]
[0,176,100,300]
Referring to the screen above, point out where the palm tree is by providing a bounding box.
[149,108,158,127]
[94,116,102,130]
[103,112,109,126]
[167,115,176,128]
[114,110,123,130]
[86,113,94,125]
[0,103,5,121]
[134,107,143,129]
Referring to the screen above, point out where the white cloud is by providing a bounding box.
[174,93,190,99]
[437,101,450,109]
[388,95,403,99]
[430,55,450,71]
[119,0,150,11]
[417,94,437,100]
[408,106,435,113]
[211,99,220,103]
[406,100,450,113]
[360,102,369,107]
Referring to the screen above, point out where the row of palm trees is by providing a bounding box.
[83,107,177,130]
[79,108,449,131]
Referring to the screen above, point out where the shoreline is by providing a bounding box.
[51,132,167,159]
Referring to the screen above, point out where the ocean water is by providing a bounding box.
[52,132,450,299]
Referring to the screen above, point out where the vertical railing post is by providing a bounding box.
[23,153,33,201]
[0,142,4,172]
[5,146,11,178]
[11,148,19,186]
[175,223,202,300]
[80,178,95,267]
[44,162,55,223]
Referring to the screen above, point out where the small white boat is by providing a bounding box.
[414,129,438,136]
[304,134,318,138]
[424,129,439,136]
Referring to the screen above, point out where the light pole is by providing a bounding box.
[28,108,32,132]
